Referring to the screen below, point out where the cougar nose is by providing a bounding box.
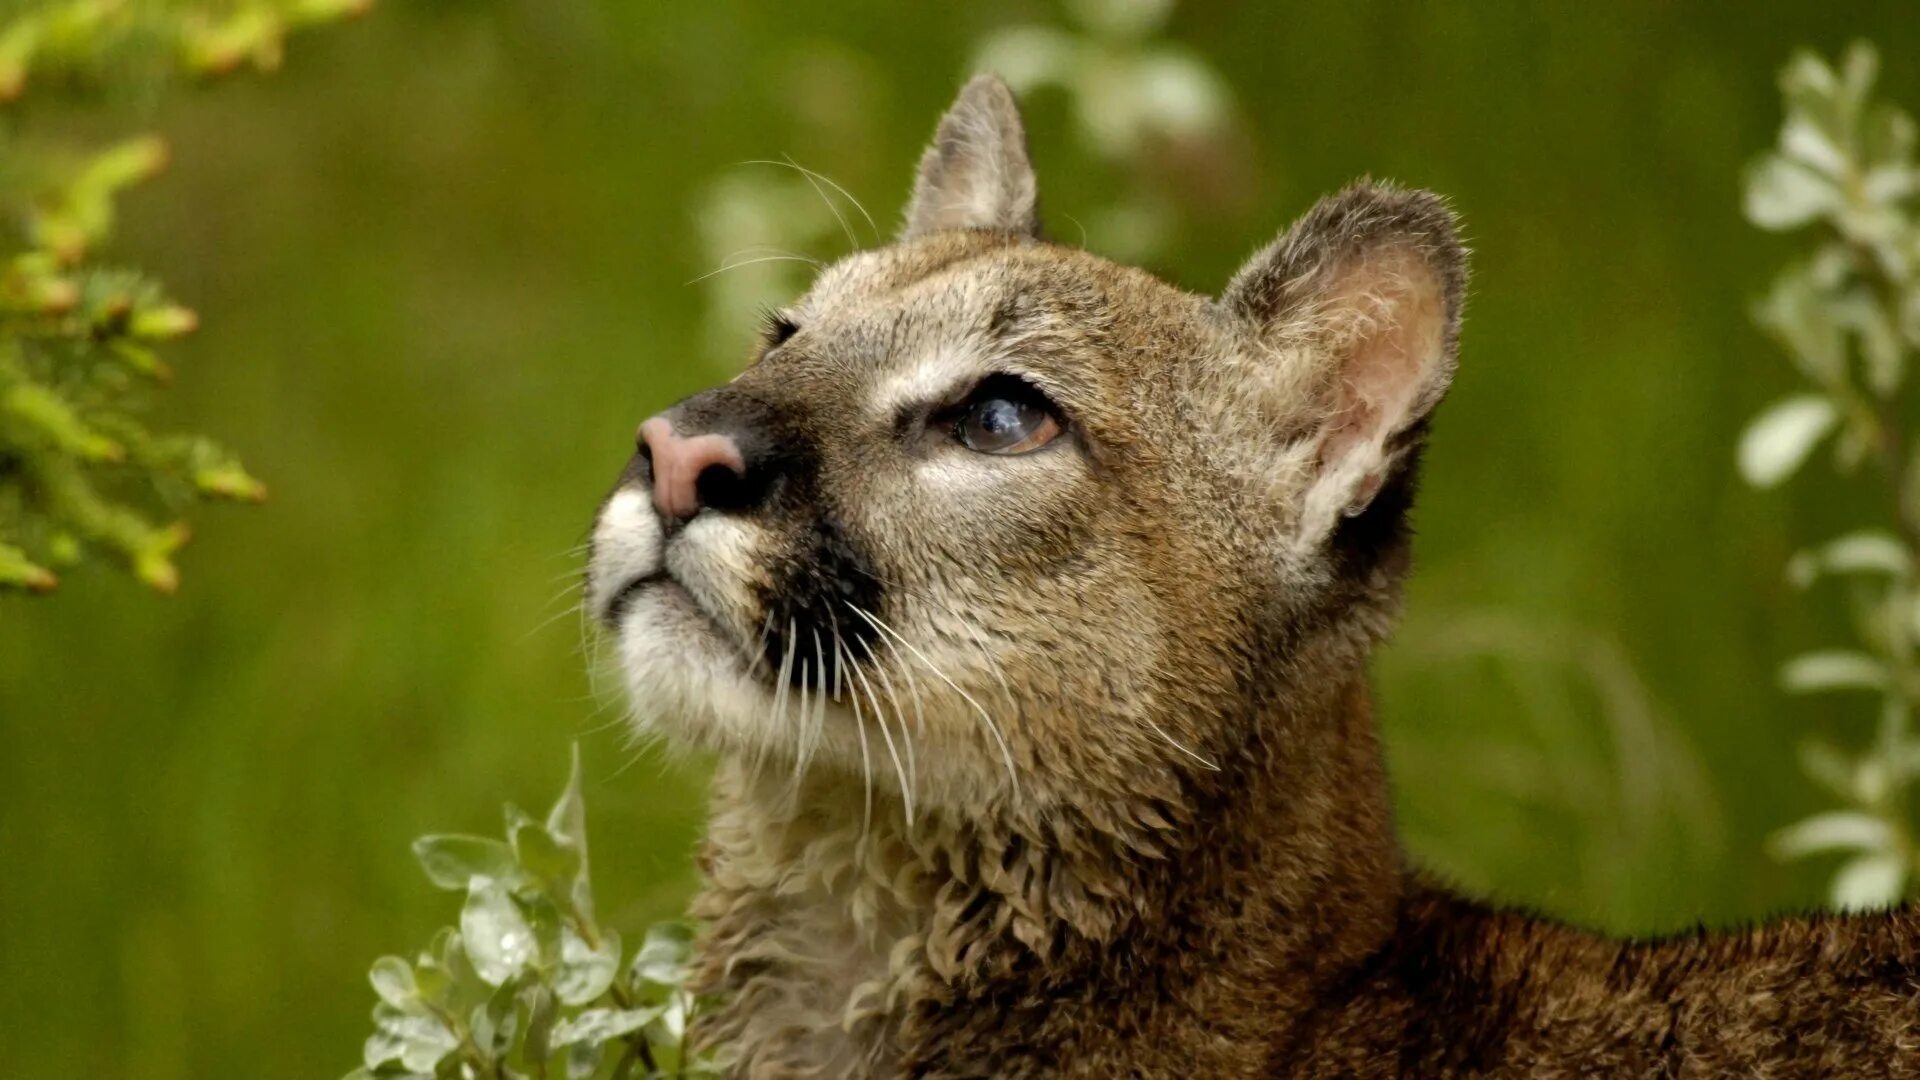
[637,415,751,523]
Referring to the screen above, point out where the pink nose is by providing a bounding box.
[638,416,746,523]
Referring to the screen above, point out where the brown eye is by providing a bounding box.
[951,377,1063,455]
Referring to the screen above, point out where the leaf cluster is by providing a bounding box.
[346,747,715,1080]
[0,0,368,593]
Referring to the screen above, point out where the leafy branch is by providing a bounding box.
[346,747,716,1080]
[0,0,369,593]
[1739,41,1920,909]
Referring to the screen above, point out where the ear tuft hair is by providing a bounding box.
[900,75,1041,240]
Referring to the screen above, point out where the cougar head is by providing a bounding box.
[587,75,1466,817]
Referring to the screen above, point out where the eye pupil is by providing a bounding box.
[950,378,1063,455]
[978,399,1023,437]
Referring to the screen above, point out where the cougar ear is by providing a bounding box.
[1220,183,1467,548]
[900,74,1041,240]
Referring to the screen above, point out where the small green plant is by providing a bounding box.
[346,747,714,1080]
[1739,42,1920,909]
[0,0,367,593]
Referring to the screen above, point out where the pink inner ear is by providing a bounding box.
[1316,248,1449,474]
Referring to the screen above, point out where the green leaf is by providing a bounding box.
[469,981,520,1060]
[368,956,418,1010]
[512,821,581,893]
[518,889,565,968]
[566,1039,607,1080]
[460,878,537,986]
[1778,650,1889,694]
[555,925,621,1006]
[548,1006,661,1048]
[1737,395,1837,488]
[630,921,696,988]
[1769,811,1894,859]
[519,984,558,1063]
[412,834,518,891]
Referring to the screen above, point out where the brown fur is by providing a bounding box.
[587,76,1920,1077]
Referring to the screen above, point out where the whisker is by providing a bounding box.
[523,598,585,643]
[745,157,880,243]
[844,631,913,824]
[847,604,1019,797]
[779,152,857,251]
[835,632,874,836]
[1141,715,1220,772]
[770,626,797,783]
[685,253,821,285]
[867,652,918,820]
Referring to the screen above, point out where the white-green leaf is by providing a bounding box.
[1831,851,1907,911]
[555,925,621,1006]
[545,743,596,921]
[648,992,689,1047]
[362,1030,407,1070]
[412,834,518,891]
[1768,810,1894,859]
[1778,650,1889,694]
[1744,154,1839,230]
[1802,530,1911,582]
[368,956,419,1010]
[367,1006,458,1072]
[1738,395,1837,487]
[548,1006,661,1048]
[630,921,696,987]
[460,878,537,986]
[1790,529,1912,588]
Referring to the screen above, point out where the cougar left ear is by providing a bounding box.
[1220,182,1467,546]
[900,74,1041,240]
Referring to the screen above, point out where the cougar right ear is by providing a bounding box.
[899,75,1041,240]
[1219,183,1468,548]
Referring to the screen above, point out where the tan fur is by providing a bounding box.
[588,76,1920,1078]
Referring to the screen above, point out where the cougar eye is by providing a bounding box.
[949,375,1063,455]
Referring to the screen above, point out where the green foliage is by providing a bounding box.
[347,746,714,1080]
[1742,42,1920,909]
[0,0,367,593]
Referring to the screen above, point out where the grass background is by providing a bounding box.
[3,1,1918,1074]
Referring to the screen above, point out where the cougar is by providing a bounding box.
[587,76,1920,1078]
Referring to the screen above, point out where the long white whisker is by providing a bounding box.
[848,604,1019,797]
[845,633,912,824]
[1141,715,1220,771]
[779,152,856,251]
[800,625,827,789]
[834,629,873,836]
[523,598,584,642]
[745,157,880,243]
[771,625,796,740]
[685,253,820,285]
[867,652,918,820]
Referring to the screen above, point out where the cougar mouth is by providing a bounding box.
[602,568,668,627]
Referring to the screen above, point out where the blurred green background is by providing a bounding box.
[4,1,1919,1074]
